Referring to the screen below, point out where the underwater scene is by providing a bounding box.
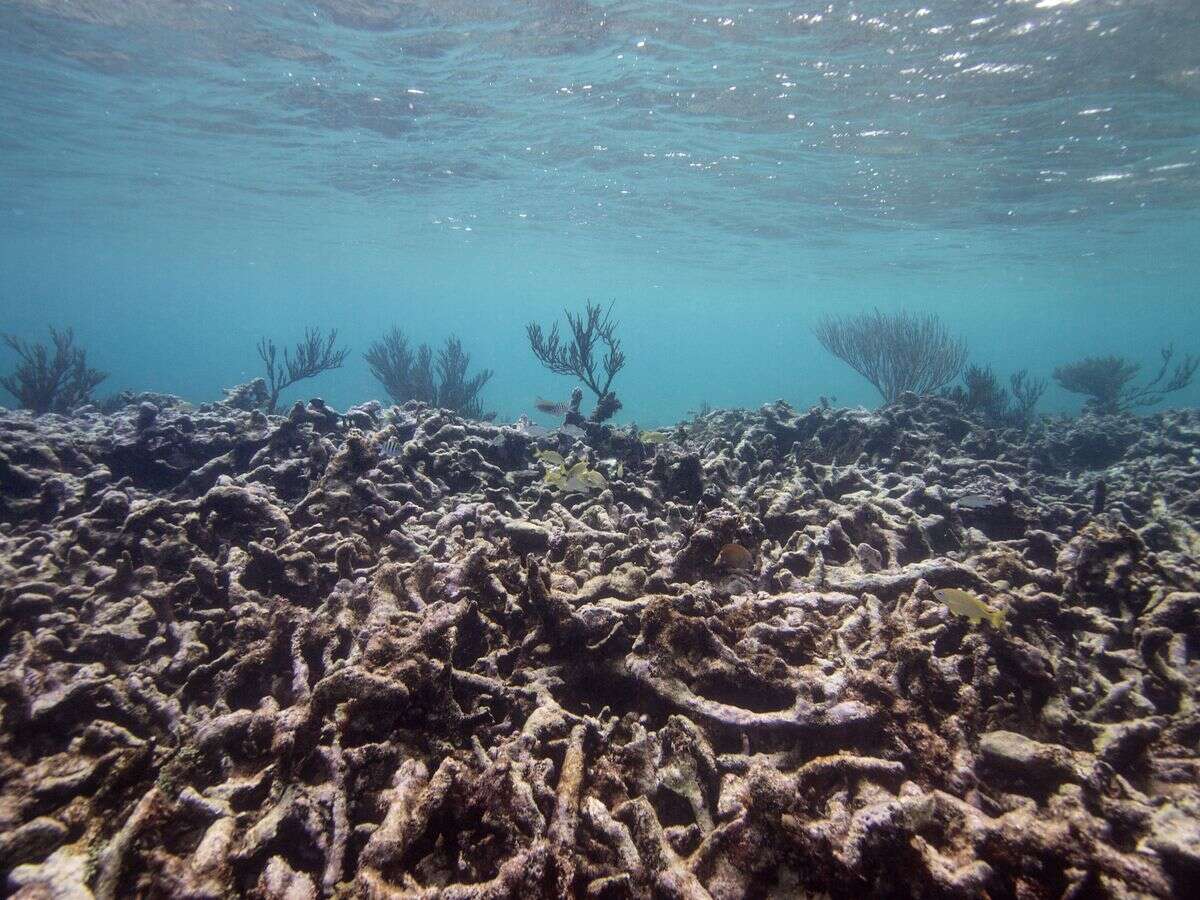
[2,0,1200,897]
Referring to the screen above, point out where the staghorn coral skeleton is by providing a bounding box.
[0,393,1198,897]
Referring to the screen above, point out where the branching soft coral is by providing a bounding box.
[1,327,107,415]
[365,327,493,419]
[256,327,349,413]
[945,365,1046,429]
[1053,345,1198,415]
[434,336,494,420]
[813,308,966,404]
[526,300,626,422]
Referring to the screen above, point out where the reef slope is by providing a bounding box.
[1,395,1198,898]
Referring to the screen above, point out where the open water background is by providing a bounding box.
[2,0,1198,423]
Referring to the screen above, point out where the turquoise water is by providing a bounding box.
[2,0,1198,423]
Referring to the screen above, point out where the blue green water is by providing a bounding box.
[2,0,1198,423]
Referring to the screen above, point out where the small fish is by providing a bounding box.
[535,449,567,467]
[577,470,607,490]
[933,588,1006,629]
[535,397,571,417]
[640,430,671,445]
[599,458,624,479]
[379,438,402,458]
[543,460,587,487]
[713,542,753,570]
[955,494,998,510]
[557,424,586,440]
[544,460,606,493]
[512,415,552,438]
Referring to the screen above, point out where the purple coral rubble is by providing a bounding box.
[0,393,1198,897]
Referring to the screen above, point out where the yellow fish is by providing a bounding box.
[640,430,671,445]
[536,450,566,467]
[543,460,605,493]
[934,588,1006,629]
[578,470,607,490]
[713,543,753,570]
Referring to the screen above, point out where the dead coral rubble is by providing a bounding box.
[1,395,1198,898]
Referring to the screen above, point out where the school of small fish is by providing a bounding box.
[536,450,607,493]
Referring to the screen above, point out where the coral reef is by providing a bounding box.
[527,301,626,423]
[1054,346,1198,415]
[1,393,1198,898]
[1,328,107,415]
[98,391,191,415]
[365,329,493,420]
[257,328,349,414]
[813,309,967,403]
[219,379,271,413]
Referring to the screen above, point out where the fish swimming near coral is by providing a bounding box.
[544,459,606,493]
[639,430,671,445]
[933,588,1006,628]
[511,415,552,439]
[557,424,586,440]
[542,462,572,488]
[575,470,607,491]
[535,449,567,467]
[535,397,571,417]
[955,494,999,510]
[713,542,753,570]
[595,458,625,479]
[379,438,402,458]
